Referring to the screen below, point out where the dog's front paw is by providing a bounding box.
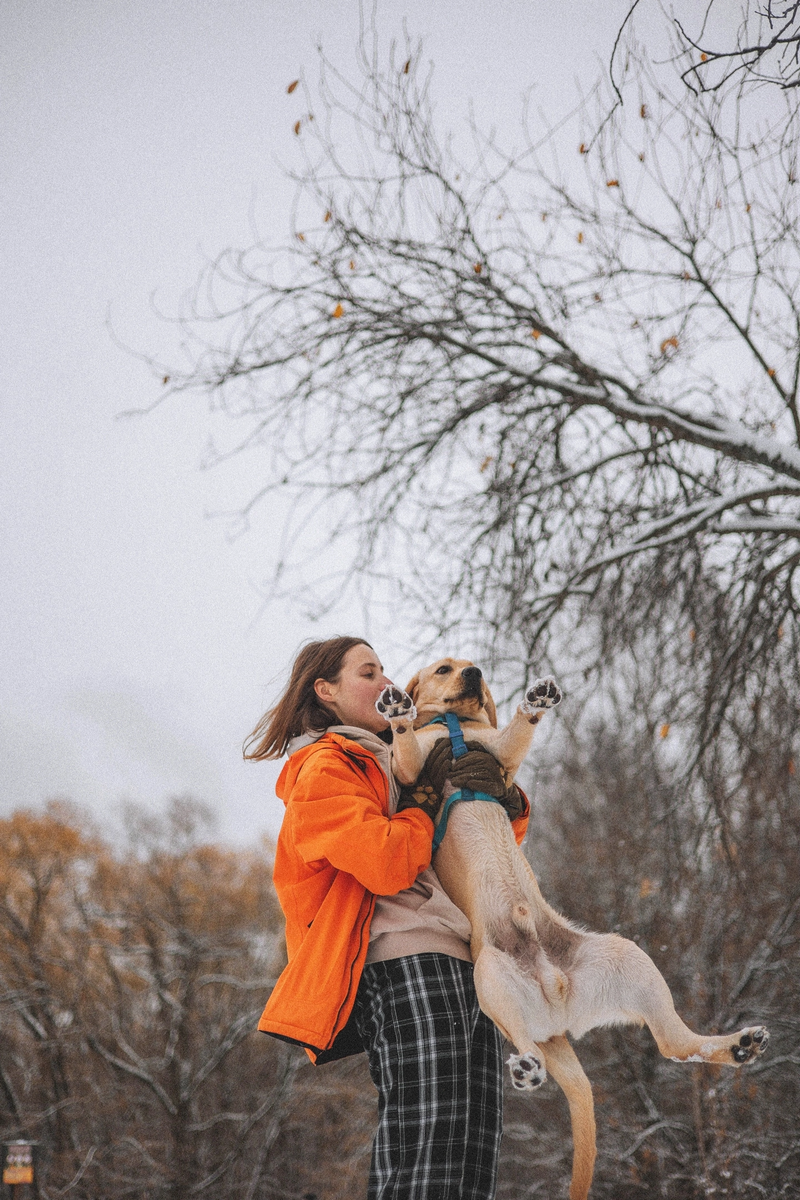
[376,686,417,726]
[507,1052,547,1091]
[520,677,562,720]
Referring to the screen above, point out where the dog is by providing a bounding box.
[376,659,769,1200]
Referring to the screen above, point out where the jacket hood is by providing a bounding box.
[279,727,400,811]
[286,725,389,759]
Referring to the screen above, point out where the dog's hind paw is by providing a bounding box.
[520,677,562,718]
[730,1026,769,1064]
[686,1024,771,1066]
[507,1052,547,1091]
[376,686,417,725]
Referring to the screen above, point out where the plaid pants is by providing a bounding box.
[353,953,503,1200]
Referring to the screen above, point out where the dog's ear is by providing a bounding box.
[483,685,498,728]
[405,672,421,703]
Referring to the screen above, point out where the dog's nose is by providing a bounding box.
[462,667,482,684]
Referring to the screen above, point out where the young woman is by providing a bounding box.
[245,636,530,1200]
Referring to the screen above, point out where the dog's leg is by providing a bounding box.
[472,943,550,1089]
[473,944,598,1199]
[580,935,769,1066]
[490,677,563,774]
[375,686,425,784]
[539,1036,596,1200]
[634,952,770,1065]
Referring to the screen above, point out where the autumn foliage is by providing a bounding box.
[0,800,375,1200]
[2,739,799,1200]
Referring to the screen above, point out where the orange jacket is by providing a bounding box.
[258,731,530,1062]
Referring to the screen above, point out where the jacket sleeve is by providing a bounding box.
[511,787,530,846]
[288,748,433,895]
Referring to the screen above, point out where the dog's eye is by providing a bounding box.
[435,665,452,675]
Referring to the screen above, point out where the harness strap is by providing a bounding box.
[429,712,505,853]
[443,711,469,759]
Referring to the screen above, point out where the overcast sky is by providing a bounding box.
[1,0,630,844]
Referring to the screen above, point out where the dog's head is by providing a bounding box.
[405,658,498,728]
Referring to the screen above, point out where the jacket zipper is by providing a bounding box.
[329,892,375,1043]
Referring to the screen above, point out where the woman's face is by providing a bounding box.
[314,643,393,733]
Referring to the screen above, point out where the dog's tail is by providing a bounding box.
[540,1035,596,1200]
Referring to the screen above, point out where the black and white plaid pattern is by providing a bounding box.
[354,953,503,1200]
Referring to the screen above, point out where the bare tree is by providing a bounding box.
[157,10,800,801]
[670,1,800,93]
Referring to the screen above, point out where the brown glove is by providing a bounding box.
[496,783,526,823]
[402,736,525,823]
[453,743,526,823]
[395,779,440,821]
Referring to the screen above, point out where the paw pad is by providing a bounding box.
[521,677,562,715]
[732,1026,769,1064]
[507,1052,546,1090]
[376,686,417,722]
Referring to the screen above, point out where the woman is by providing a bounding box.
[245,636,530,1200]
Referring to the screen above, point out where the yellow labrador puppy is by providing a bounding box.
[377,658,769,1200]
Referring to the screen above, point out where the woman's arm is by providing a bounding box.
[289,748,434,895]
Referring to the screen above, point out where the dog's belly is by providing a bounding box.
[435,802,584,1026]
[434,802,535,934]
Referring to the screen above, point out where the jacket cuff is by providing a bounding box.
[511,787,531,845]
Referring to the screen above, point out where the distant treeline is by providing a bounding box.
[2,714,798,1200]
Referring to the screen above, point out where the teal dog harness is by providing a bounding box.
[429,712,505,852]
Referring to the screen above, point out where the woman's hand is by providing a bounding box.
[448,743,526,822]
[396,738,525,823]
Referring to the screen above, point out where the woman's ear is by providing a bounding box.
[314,678,335,704]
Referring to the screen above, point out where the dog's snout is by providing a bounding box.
[461,666,483,693]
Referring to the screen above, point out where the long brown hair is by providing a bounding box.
[243,636,372,760]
